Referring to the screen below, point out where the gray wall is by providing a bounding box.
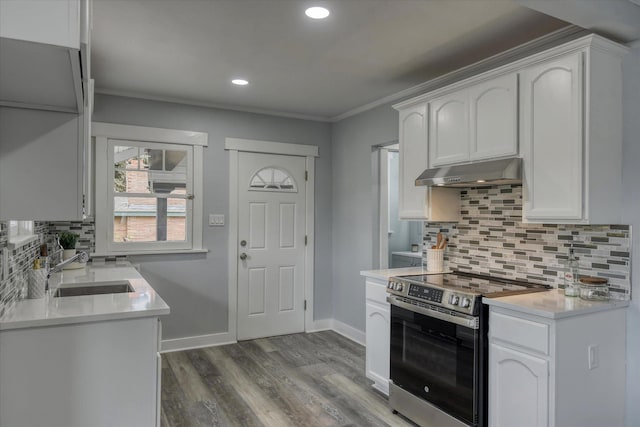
[621,45,640,427]
[93,94,333,340]
[330,103,398,330]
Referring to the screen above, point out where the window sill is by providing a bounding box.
[7,234,39,250]
[91,248,209,257]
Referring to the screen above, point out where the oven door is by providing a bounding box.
[389,298,480,426]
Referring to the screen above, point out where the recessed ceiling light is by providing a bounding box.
[477,180,486,183]
[305,6,330,19]
[231,79,249,86]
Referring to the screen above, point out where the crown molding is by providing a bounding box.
[94,88,333,122]
[329,25,586,122]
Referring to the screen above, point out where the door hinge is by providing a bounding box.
[305,171,308,181]
[305,235,308,246]
[304,300,307,311]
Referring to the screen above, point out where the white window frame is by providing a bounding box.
[7,220,37,249]
[93,123,207,256]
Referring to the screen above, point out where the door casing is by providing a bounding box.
[225,138,318,341]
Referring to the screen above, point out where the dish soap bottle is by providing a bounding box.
[564,246,580,297]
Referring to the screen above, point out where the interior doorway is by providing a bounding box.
[377,145,423,269]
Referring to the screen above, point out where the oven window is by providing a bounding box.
[390,305,479,425]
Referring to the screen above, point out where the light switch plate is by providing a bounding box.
[209,214,225,226]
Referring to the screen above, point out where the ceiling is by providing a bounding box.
[92,0,570,121]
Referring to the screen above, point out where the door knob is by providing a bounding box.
[239,253,247,260]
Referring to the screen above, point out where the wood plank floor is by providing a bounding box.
[161,331,415,427]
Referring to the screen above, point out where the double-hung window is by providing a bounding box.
[93,123,207,255]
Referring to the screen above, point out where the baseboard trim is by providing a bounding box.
[161,318,366,352]
[306,318,333,332]
[330,319,366,346]
[160,332,236,353]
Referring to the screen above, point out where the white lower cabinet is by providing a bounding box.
[488,306,626,427]
[0,317,163,427]
[489,343,549,427]
[365,278,390,395]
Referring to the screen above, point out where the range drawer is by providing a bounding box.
[490,311,549,355]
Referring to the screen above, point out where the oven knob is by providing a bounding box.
[387,282,393,289]
[461,297,471,308]
[449,294,460,305]
[396,283,404,292]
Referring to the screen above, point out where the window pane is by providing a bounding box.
[114,170,151,193]
[140,149,164,171]
[113,197,186,243]
[165,150,187,171]
[113,197,157,242]
[114,146,139,170]
[167,198,187,241]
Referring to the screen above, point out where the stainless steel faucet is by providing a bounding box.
[46,251,90,290]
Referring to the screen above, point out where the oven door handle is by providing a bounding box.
[387,296,479,329]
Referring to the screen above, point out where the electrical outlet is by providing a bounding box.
[209,214,225,226]
[588,345,599,370]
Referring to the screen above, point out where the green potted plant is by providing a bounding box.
[58,231,78,261]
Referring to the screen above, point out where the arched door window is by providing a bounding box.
[249,167,298,192]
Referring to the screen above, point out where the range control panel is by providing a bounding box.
[407,284,443,303]
[387,276,478,315]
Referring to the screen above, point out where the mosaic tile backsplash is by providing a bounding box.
[0,220,99,318]
[423,185,631,299]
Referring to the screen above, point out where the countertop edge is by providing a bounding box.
[483,291,630,319]
[0,307,170,331]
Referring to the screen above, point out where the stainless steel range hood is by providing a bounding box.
[416,158,522,187]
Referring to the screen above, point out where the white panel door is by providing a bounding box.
[398,102,428,219]
[429,89,469,167]
[237,152,306,340]
[521,52,583,221]
[489,343,549,427]
[469,73,518,161]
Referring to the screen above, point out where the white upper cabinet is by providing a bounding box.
[0,0,81,48]
[521,37,626,224]
[398,103,429,219]
[429,73,518,167]
[397,102,460,221]
[429,89,469,167]
[469,73,518,161]
[0,0,89,113]
[521,53,583,221]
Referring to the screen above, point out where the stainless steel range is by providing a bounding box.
[386,271,549,427]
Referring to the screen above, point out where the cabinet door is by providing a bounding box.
[365,301,390,395]
[469,74,518,161]
[0,107,83,220]
[521,53,583,221]
[398,103,428,219]
[489,343,549,427]
[0,0,81,49]
[429,89,469,167]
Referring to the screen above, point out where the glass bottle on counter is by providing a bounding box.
[564,246,580,297]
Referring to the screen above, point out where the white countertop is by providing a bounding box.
[0,262,170,330]
[483,289,629,319]
[360,266,450,281]
[391,251,423,259]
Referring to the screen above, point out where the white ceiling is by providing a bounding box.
[92,0,569,121]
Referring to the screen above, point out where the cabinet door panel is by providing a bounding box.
[470,74,518,161]
[521,53,583,221]
[398,103,428,219]
[365,301,390,395]
[429,90,469,167]
[489,343,549,427]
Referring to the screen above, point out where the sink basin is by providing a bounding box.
[53,280,135,297]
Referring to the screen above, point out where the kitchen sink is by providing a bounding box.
[53,280,135,297]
